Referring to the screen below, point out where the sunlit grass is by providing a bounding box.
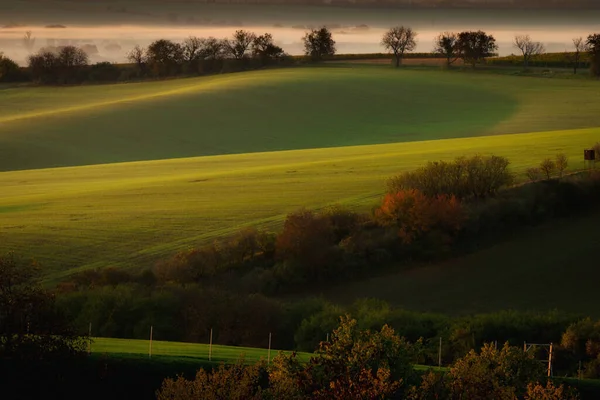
[91,337,312,364]
[1,126,598,282]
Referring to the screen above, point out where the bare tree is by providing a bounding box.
[201,37,226,60]
[514,35,545,70]
[572,37,586,74]
[555,153,568,178]
[540,158,556,180]
[434,32,459,67]
[58,46,89,68]
[381,26,417,67]
[127,45,147,73]
[183,36,205,62]
[224,30,256,60]
[23,31,36,53]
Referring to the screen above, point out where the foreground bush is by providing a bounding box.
[157,359,267,400]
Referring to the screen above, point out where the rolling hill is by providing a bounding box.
[2,66,600,172]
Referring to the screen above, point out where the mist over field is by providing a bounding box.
[1,2,599,64]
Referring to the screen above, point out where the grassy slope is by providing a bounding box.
[2,66,600,171]
[91,337,312,364]
[319,209,600,317]
[1,126,599,282]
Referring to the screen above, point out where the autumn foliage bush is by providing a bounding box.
[376,189,464,249]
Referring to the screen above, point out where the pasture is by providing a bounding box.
[2,66,600,171]
[1,125,599,282]
[91,337,312,364]
[2,65,600,282]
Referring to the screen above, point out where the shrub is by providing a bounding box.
[448,343,544,399]
[540,158,556,180]
[555,153,569,178]
[525,381,579,400]
[375,189,464,248]
[275,209,340,282]
[0,54,22,82]
[157,359,266,400]
[388,155,513,200]
[526,167,543,182]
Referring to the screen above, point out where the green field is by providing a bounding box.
[2,67,600,171]
[91,337,312,364]
[1,66,600,281]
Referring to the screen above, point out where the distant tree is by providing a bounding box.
[587,33,600,77]
[381,26,417,67]
[182,36,205,73]
[572,37,586,74]
[127,45,147,76]
[23,31,36,53]
[0,53,21,82]
[513,34,545,69]
[0,252,87,360]
[251,33,285,65]
[201,37,226,60]
[57,45,89,69]
[540,158,556,180]
[146,39,183,77]
[182,36,204,63]
[224,30,256,60]
[555,153,569,178]
[28,46,88,84]
[434,32,459,67]
[302,27,336,61]
[456,30,498,68]
[28,51,58,83]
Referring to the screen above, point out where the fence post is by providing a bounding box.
[149,326,153,358]
[268,332,272,364]
[438,337,442,368]
[88,322,92,354]
[209,328,213,362]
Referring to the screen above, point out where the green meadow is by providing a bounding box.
[91,337,312,364]
[2,67,600,171]
[1,66,600,282]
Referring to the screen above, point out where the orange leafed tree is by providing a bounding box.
[376,189,464,244]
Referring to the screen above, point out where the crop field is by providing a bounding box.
[2,65,600,281]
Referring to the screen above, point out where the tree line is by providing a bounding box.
[5,255,600,387]
[2,28,599,84]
